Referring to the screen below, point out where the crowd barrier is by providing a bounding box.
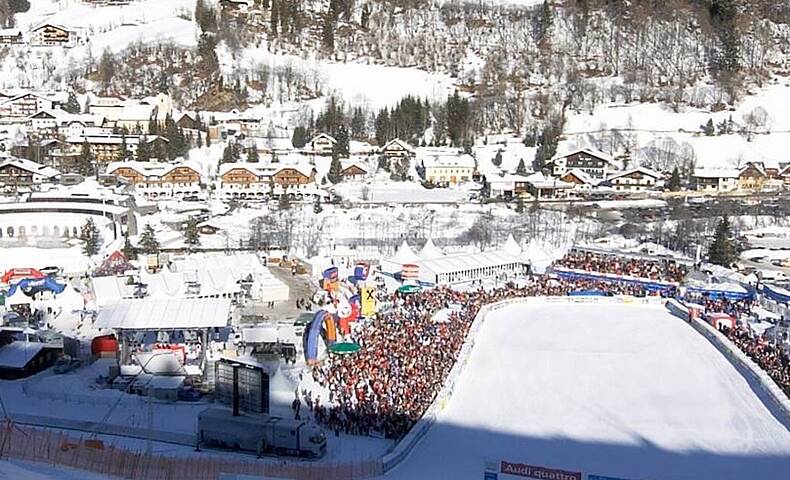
[0,422,383,480]
[381,295,662,473]
[665,299,790,426]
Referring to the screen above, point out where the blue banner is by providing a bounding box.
[568,289,607,297]
[552,268,676,293]
[763,285,790,304]
[684,286,753,301]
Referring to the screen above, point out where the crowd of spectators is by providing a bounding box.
[554,250,689,283]
[721,323,790,397]
[305,275,673,440]
[303,271,787,442]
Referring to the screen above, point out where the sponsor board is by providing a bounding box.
[500,460,582,480]
[588,475,638,480]
[485,472,499,480]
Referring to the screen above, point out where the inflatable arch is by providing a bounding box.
[304,310,338,364]
[7,277,66,297]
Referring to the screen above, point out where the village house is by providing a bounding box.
[0,29,23,45]
[0,93,55,118]
[546,149,615,180]
[271,164,321,199]
[420,153,475,186]
[0,157,60,188]
[340,161,368,180]
[30,24,76,48]
[693,169,739,193]
[27,109,105,137]
[379,138,415,160]
[218,163,276,201]
[485,173,531,200]
[37,139,80,171]
[524,171,573,199]
[106,161,204,199]
[306,133,337,156]
[67,134,169,164]
[559,169,598,191]
[606,167,663,192]
[737,162,768,192]
[780,163,790,187]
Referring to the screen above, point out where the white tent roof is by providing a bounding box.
[420,239,444,260]
[502,234,521,255]
[96,298,232,330]
[417,250,527,277]
[391,241,421,265]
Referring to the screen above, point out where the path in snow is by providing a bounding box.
[386,303,790,480]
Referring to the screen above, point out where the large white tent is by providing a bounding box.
[420,238,445,260]
[381,240,422,274]
[96,297,232,330]
[416,249,529,285]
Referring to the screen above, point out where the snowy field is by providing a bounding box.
[386,303,790,480]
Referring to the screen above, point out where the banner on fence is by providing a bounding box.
[499,460,582,480]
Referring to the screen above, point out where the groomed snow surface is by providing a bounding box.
[386,303,790,480]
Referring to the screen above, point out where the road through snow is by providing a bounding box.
[385,303,790,480]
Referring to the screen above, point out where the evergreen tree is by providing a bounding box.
[374,109,391,145]
[516,196,525,213]
[668,167,682,191]
[291,126,309,148]
[492,150,503,167]
[708,216,738,267]
[328,152,343,183]
[247,146,260,163]
[350,107,367,140]
[98,49,116,85]
[270,0,280,35]
[184,217,200,246]
[321,14,335,51]
[78,140,94,176]
[136,135,151,162]
[195,0,217,33]
[64,91,80,114]
[221,144,234,165]
[333,125,350,158]
[80,218,101,256]
[138,224,161,255]
[701,118,715,136]
[122,234,137,260]
[515,158,528,176]
[446,91,471,147]
[313,197,323,214]
[119,134,130,161]
[361,3,370,29]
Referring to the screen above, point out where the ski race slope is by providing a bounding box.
[386,303,790,480]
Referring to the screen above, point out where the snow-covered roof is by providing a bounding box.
[485,173,531,185]
[0,29,22,36]
[0,342,47,369]
[218,162,276,177]
[67,134,168,145]
[106,160,204,179]
[391,240,421,264]
[560,168,596,185]
[421,153,475,169]
[418,249,527,276]
[381,138,415,153]
[525,171,573,189]
[607,167,663,181]
[693,168,740,179]
[340,160,368,173]
[310,133,336,144]
[96,298,232,330]
[419,239,444,260]
[0,157,60,178]
[552,148,614,164]
[274,163,314,178]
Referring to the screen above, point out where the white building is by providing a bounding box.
[693,169,739,193]
[546,149,615,180]
[421,152,476,185]
[218,162,276,201]
[607,167,663,192]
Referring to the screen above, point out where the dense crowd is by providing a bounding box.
[722,323,790,397]
[305,275,672,439]
[303,273,788,441]
[554,251,689,283]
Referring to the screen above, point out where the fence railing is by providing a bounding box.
[0,422,383,480]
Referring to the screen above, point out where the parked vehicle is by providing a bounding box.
[198,408,326,458]
[53,356,82,374]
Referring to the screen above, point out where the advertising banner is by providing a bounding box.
[360,287,377,317]
[500,460,582,480]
